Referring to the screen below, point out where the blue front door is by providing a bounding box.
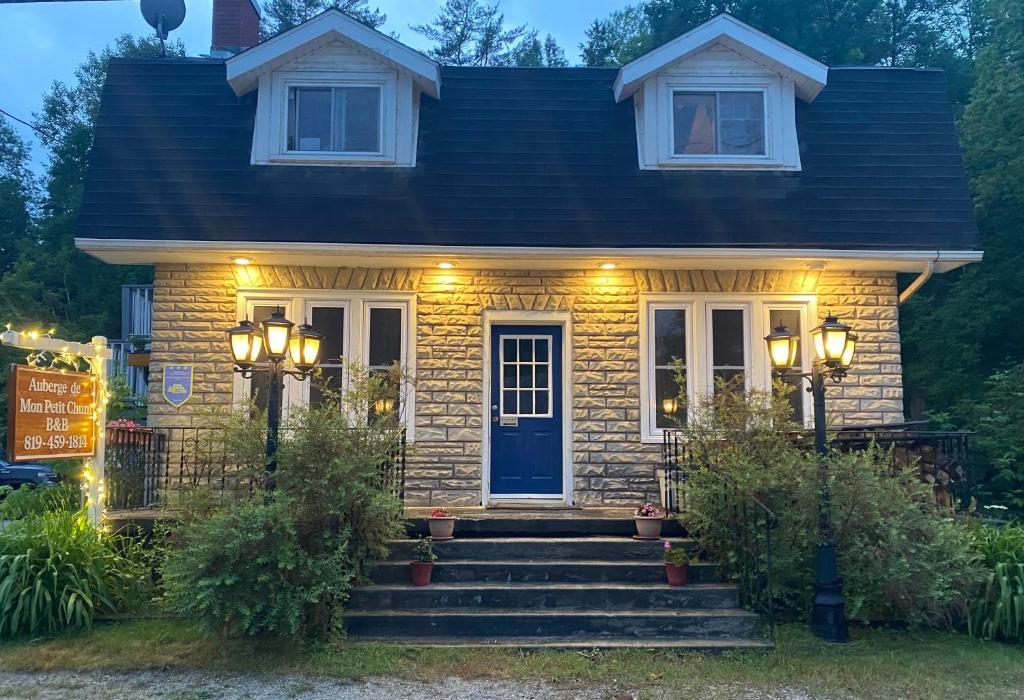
[489,325,563,496]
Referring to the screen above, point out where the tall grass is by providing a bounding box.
[969,522,1024,643]
[0,508,149,638]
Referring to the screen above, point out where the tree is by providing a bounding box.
[411,0,528,66]
[261,0,385,38]
[0,119,33,275]
[580,6,651,66]
[511,30,569,67]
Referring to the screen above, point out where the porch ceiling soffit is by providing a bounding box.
[75,239,984,275]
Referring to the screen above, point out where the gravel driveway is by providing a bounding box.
[0,671,608,700]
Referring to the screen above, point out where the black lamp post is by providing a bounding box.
[765,314,856,643]
[228,308,324,498]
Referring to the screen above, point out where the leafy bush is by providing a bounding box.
[160,366,406,638]
[679,382,983,628]
[0,508,150,638]
[969,521,1024,643]
[0,482,80,520]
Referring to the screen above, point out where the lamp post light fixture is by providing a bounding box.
[764,314,855,643]
[228,308,324,499]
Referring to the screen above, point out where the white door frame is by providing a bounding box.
[481,310,573,506]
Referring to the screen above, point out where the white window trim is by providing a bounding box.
[640,293,816,442]
[258,70,400,166]
[234,289,417,441]
[639,72,801,171]
[668,88,770,161]
[285,83,385,157]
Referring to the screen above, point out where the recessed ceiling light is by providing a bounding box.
[436,262,456,270]
[599,263,617,270]
[231,257,253,266]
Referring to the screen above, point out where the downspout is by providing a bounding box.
[898,256,937,305]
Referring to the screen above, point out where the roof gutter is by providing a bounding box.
[898,257,936,305]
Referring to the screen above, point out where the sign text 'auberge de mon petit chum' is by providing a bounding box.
[6,365,97,461]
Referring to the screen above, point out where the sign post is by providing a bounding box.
[1,330,111,525]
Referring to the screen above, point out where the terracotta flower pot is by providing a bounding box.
[410,561,434,586]
[634,516,664,539]
[428,517,456,540]
[665,561,689,587]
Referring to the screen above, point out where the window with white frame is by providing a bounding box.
[236,293,415,435]
[673,91,765,156]
[287,85,382,154]
[641,295,814,440]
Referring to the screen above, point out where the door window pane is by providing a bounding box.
[710,308,747,394]
[653,308,688,427]
[769,308,804,422]
[500,336,552,417]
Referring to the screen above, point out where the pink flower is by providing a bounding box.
[663,540,671,551]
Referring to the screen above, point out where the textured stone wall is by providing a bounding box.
[148,264,904,507]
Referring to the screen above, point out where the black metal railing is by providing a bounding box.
[105,426,407,511]
[663,430,777,639]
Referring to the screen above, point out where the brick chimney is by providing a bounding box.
[211,0,261,57]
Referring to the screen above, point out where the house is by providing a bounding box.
[76,1,980,511]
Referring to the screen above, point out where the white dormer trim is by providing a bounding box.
[226,9,441,99]
[613,14,827,104]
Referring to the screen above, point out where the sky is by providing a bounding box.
[0,0,629,171]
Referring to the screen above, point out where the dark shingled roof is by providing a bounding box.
[77,58,978,250]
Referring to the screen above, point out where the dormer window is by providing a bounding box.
[673,90,765,156]
[287,85,382,154]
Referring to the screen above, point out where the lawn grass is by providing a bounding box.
[0,621,1021,699]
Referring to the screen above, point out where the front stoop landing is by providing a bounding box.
[344,517,771,650]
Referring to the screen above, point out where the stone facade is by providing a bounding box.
[148,264,904,507]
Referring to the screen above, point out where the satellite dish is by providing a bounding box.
[141,0,186,48]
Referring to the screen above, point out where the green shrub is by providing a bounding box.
[0,482,81,520]
[679,381,983,628]
[969,521,1024,643]
[0,508,150,638]
[160,365,406,639]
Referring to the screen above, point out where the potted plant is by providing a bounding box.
[634,502,663,539]
[126,334,151,367]
[663,540,690,586]
[428,506,456,540]
[410,537,437,587]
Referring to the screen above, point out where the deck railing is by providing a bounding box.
[105,426,406,511]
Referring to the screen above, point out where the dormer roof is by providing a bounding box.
[613,14,828,103]
[225,9,442,98]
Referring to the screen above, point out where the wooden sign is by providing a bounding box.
[6,365,96,461]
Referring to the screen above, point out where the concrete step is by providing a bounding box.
[387,537,696,562]
[347,637,772,651]
[370,559,722,584]
[343,608,763,640]
[348,582,739,610]
[406,517,687,539]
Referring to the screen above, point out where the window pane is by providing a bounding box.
[713,369,745,394]
[519,390,534,415]
[310,366,344,409]
[535,391,549,415]
[291,88,332,152]
[654,309,687,366]
[519,339,534,362]
[503,390,517,415]
[311,306,345,364]
[336,87,380,153]
[535,339,548,361]
[518,364,533,389]
[368,307,402,368]
[718,92,764,155]
[248,305,280,410]
[503,339,517,363]
[535,366,549,389]
[655,368,685,428]
[711,309,745,367]
[769,309,803,421]
[503,361,517,389]
[673,92,716,155]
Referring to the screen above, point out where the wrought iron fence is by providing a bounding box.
[663,430,777,640]
[105,426,407,511]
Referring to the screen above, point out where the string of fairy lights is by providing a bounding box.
[2,322,111,523]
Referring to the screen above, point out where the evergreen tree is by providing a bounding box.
[511,30,569,67]
[411,0,527,66]
[261,0,385,38]
[0,118,33,275]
